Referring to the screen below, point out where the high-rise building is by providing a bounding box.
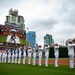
[44,34,54,45]
[26,31,36,48]
[5,8,25,30]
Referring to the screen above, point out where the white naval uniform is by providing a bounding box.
[12,50,14,63]
[0,52,2,63]
[18,49,21,64]
[33,48,36,65]
[28,48,32,64]
[8,50,11,63]
[5,51,7,63]
[45,47,49,67]
[6,35,20,44]
[23,49,26,64]
[15,50,18,63]
[38,48,43,66]
[68,43,75,68]
[2,52,6,63]
[54,46,59,67]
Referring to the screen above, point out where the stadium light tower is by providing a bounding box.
[60,40,65,46]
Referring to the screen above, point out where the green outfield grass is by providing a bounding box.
[0,63,75,75]
[0,36,6,42]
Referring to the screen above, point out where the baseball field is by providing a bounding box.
[0,58,75,75]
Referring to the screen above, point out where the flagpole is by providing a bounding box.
[26,28,29,48]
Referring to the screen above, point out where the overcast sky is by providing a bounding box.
[0,0,75,45]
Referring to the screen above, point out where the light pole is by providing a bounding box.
[60,40,65,46]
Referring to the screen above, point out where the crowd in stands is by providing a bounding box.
[0,24,26,38]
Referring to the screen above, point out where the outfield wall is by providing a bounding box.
[49,47,69,58]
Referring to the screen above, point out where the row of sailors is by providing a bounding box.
[0,47,26,64]
[0,41,75,68]
[0,45,50,67]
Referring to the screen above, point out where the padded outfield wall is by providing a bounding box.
[49,47,69,58]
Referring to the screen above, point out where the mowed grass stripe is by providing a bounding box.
[0,63,75,75]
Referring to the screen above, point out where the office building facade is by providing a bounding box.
[26,31,36,48]
[5,8,25,30]
[44,34,54,45]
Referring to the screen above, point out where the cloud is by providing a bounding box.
[36,19,58,27]
[0,0,75,45]
[57,0,75,25]
[0,0,19,8]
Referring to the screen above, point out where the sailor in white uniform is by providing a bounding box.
[23,47,26,64]
[33,46,36,65]
[28,47,32,64]
[38,45,43,66]
[18,47,22,64]
[68,41,75,68]
[2,51,4,63]
[5,51,7,63]
[0,52,2,63]
[44,45,50,67]
[6,29,20,44]
[2,51,6,63]
[15,48,18,63]
[12,49,15,63]
[8,49,11,63]
[54,43,59,67]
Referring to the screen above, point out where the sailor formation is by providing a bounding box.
[0,41,75,69]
